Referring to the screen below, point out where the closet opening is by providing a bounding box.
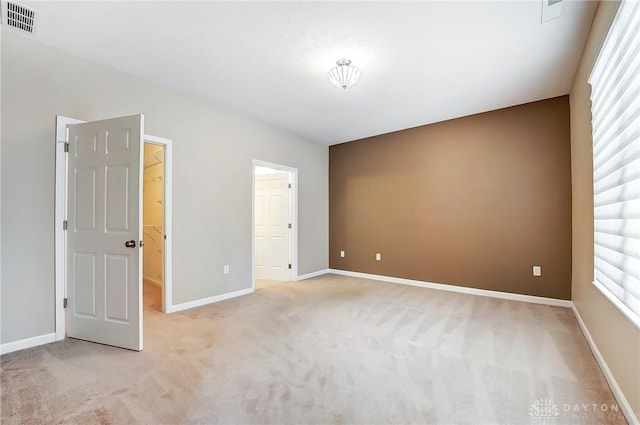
[54,115,175,346]
[143,142,166,312]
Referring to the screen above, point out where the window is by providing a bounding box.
[589,0,639,327]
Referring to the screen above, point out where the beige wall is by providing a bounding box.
[330,97,573,300]
[1,30,328,344]
[570,1,640,418]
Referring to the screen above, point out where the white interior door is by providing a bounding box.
[255,172,291,281]
[67,115,144,351]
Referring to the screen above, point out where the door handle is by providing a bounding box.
[125,240,136,248]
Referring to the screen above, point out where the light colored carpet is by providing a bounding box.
[255,279,289,291]
[1,275,627,425]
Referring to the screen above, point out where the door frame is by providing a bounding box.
[251,159,298,291]
[54,116,174,342]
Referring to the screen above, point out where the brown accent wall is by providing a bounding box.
[329,96,572,300]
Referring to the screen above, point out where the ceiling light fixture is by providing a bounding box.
[328,58,361,90]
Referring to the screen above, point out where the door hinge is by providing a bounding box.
[63,220,68,230]
[288,264,292,269]
[64,142,69,153]
[164,235,167,240]
[288,183,292,189]
[288,223,292,229]
[63,298,68,309]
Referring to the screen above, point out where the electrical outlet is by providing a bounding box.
[376,253,381,261]
[224,265,230,274]
[340,250,345,258]
[533,266,541,277]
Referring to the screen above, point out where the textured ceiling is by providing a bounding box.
[16,1,597,145]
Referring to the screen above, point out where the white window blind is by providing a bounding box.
[589,0,640,327]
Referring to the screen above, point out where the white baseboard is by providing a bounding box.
[571,305,639,425]
[143,277,162,288]
[168,288,254,313]
[0,332,56,356]
[295,269,330,281]
[328,269,573,308]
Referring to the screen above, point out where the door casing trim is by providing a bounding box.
[55,116,84,341]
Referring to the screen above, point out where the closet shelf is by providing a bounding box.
[143,151,163,169]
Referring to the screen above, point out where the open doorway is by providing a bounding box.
[252,160,298,291]
[143,142,165,313]
[142,135,173,315]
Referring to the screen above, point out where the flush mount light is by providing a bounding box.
[328,58,361,89]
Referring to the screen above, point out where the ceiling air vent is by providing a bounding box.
[3,1,37,34]
[541,0,563,23]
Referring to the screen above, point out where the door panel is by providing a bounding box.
[254,172,291,281]
[74,169,97,230]
[67,114,144,351]
[105,165,130,231]
[105,254,129,322]
[74,253,96,317]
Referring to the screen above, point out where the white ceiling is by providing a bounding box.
[17,1,597,145]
